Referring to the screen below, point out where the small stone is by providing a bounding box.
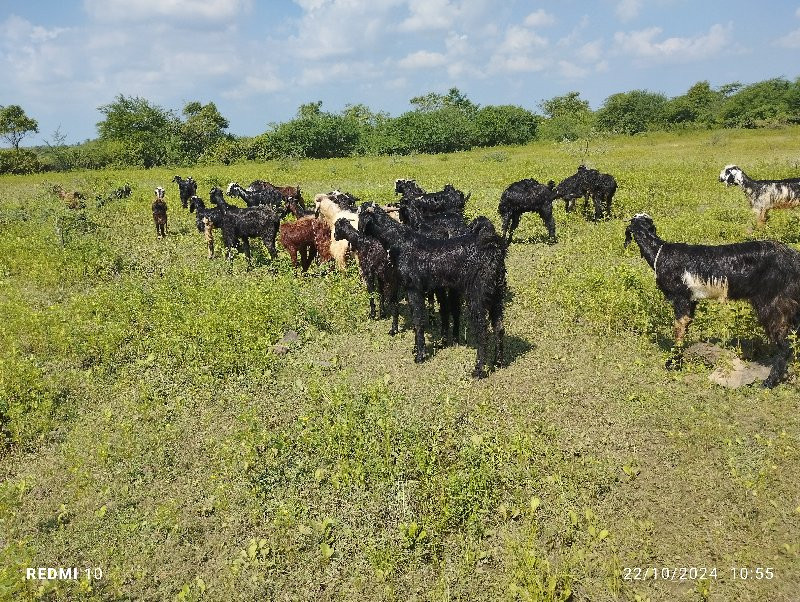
[709,358,771,388]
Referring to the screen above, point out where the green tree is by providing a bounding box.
[178,101,231,162]
[96,95,178,167]
[539,91,590,119]
[473,105,539,147]
[719,78,798,128]
[0,105,39,150]
[537,92,594,141]
[410,87,478,114]
[595,90,668,134]
[662,81,723,127]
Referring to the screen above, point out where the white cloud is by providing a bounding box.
[397,50,447,69]
[83,0,252,22]
[524,9,555,28]
[576,39,603,63]
[614,23,733,63]
[558,60,588,78]
[616,0,641,22]
[399,0,456,32]
[776,28,800,48]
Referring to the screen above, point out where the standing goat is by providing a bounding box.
[718,165,800,227]
[152,187,168,239]
[172,175,197,209]
[498,178,558,244]
[334,217,399,334]
[213,188,285,264]
[314,193,359,270]
[554,165,616,220]
[624,213,800,388]
[358,203,506,378]
[189,196,223,258]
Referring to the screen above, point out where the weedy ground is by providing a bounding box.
[0,128,799,602]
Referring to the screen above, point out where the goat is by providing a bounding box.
[498,178,558,244]
[227,182,285,209]
[172,175,197,209]
[395,178,427,197]
[398,184,469,218]
[624,213,800,388]
[215,189,285,264]
[554,165,616,220]
[152,187,168,239]
[314,193,359,270]
[189,196,223,259]
[52,184,86,210]
[279,217,333,272]
[718,164,800,227]
[358,203,506,378]
[334,217,399,334]
[248,180,306,211]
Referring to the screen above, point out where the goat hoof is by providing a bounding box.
[414,353,427,363]
[762,376,780,389]
[388,328,398,336]
[472,368,488,379]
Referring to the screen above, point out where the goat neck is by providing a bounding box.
[627,224,665,271]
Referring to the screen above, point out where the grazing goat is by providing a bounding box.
[718,164,800,227]
[498,178,558,244]
[172,175,197,209]
[52,184,86,210]
[334,217,399,334]
[554,165,616,220]
[152,187,168,239]
[314,193,358,270]
[189,196,223,259]
[279,217,333,272]
[398,184,469,218]
[358,203,506,378]
[215,189,285,264]
[624,213,800,388]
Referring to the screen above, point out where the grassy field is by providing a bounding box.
[1,128,799,601]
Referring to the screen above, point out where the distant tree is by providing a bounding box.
[96,95,178,167]
[0,105,39,150]
[473,105,539,147]
[537,92,594,141]
[297,101,323,118]
[539,91,590,119]
[178,101,230,162]
[410,87,478,114]
[595,90,668,134]
[719,78,798,128]
[662,81,723,127]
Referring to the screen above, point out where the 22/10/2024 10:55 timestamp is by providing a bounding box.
[622,567,775,581]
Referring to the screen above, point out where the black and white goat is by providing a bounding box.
[625,213,800,388]
[358,203,506,378]
[718,164,800,227]
[172,175,197,209]
[498,178,558,244]
[334,217,400,334]
[554,165,616,220]
[152,186,167,239]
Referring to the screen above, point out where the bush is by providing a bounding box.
[0,149,42,174]
[392,107,476,154]
[473,105,539,147]
[595,90,668,135]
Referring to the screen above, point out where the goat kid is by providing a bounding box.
[625,213,800,388]
[152,186,168,239]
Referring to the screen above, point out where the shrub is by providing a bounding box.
[0,149,42,174]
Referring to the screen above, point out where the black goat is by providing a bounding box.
[189,196,223,259]
[555,165,616,220]
[395,178,426,197]
[718,164,800,227]
[152,187,167,239]
[227,182,285,209]
[358,203,506,378]
[399,184,469,217]
[334,217,399,334]
[625,213,800,388]
[172,175,197,209]
[215,189,285,264]
[498,178,557,244]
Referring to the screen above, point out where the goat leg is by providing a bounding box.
[666,303,695,370]
[408,290,427,362]
[470,302,488,379]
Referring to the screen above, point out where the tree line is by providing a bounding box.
[1,77,799,174]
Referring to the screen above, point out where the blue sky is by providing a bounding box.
[1,0,799,145]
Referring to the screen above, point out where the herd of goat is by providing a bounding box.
[142,163,800,387]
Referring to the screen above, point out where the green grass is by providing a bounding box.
[1,128,799,601]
